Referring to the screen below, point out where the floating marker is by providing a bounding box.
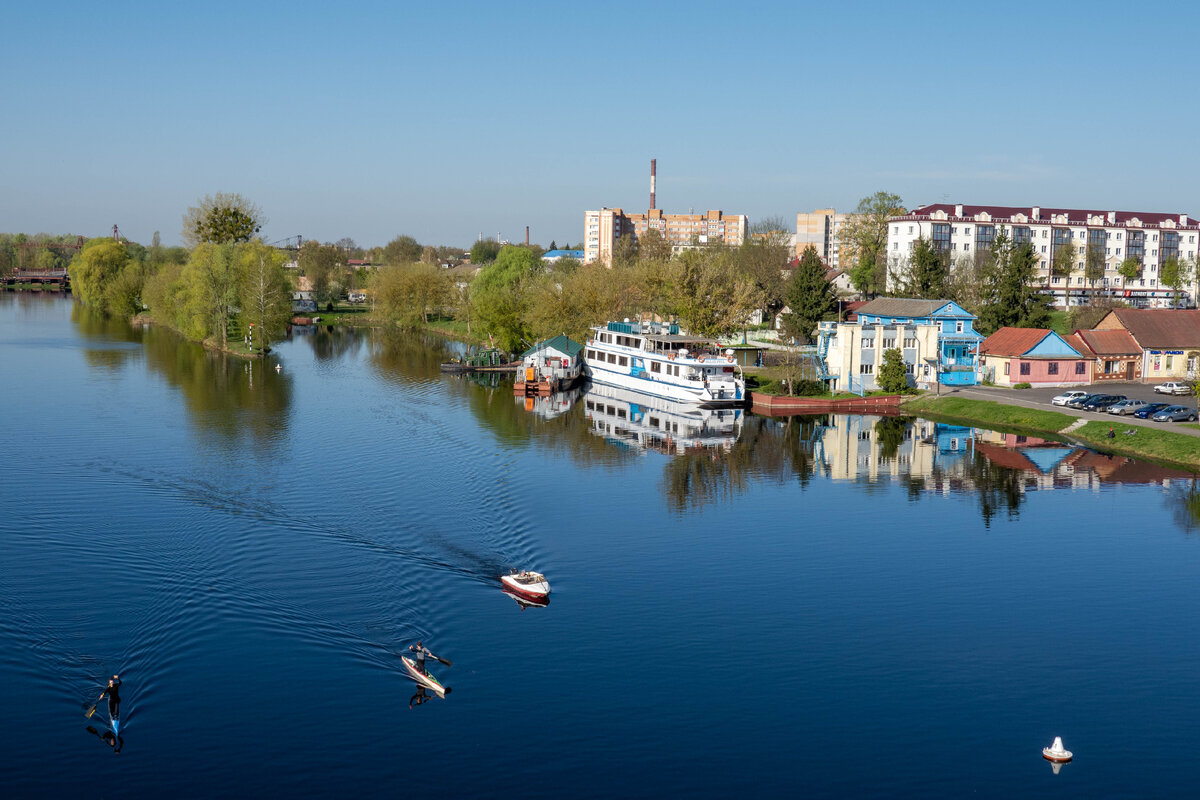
[1042,736,1072,762]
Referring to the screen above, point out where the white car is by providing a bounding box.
[1052,390,1090,406]
[1154,382,1193,396]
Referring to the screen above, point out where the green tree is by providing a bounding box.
[781,245,836,344]
[1117,256,1142,282]
[1051,242,1076,283]
[182,193,265,247]
[372,263,452,328]
[184,243,241,347]
[469,238,502,264]
[638,228,673,262]
[1067,298,1128,331]
[670,248,762,338]
[470,246,543,349]
[548,240,558,251]
[976,229,1052,333]
[905,236,948,298]
[383,235,423,265]
[1160,257,1193,307]
[1083,237,1106,297]
[877,348,909,394]
[611,234,638,268]
[737,217,792,325]
[839,191,904,295]
[68,238,131,312]
[298,241,346,303]
[238,241,292,353]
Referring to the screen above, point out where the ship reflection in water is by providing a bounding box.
[579,381,743,455]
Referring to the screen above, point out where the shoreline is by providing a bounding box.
[900,394,1200,471]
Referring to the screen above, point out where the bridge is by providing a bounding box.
[4,268,71,288]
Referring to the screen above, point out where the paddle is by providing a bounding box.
[84,702,97,719]
[436,655,453,668]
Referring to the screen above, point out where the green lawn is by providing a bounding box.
[1072,421,1200,466]
[1048,309,1070,336]
[901,395,1076,431]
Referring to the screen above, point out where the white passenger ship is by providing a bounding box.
[582,382,743,454]
[584,320,745,407]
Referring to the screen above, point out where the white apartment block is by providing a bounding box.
[796,209,847,268]
[584,208,748,265]
[886,203,1200,308]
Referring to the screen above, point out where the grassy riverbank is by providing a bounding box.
[901,395,1200,469]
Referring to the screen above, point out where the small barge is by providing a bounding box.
[514,335,584,395]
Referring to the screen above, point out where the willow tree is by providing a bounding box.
[238,241,292,354]
[68,238,131,313]
[672,248,762,338]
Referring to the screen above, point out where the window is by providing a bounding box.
[1013,226,1031,245]
[964,244,971,251]
[1075,361,1086,374]
[975,225,995,252]
[1166,355,1174,370]
[903,337,916,348]
[861,338,874,349]
[1048,362,1059,375]
[931,223,951,252]
[893,226,899,235]
[1004,363,1010,375]
[650,361,661,373]
[1163,231,1180,263]
[618,356,628,367]
[1042,245,1048,253]
[883,338,895,348]
[1020,362,1030,375]
[607,353,616,363]
[955,321,964,333]
[587,349,595,360]
[860,363,873,374]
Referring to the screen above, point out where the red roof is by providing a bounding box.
[1062,332,1089,355]
[1073,328,1140,356]
[979,327,1056,357]
[896,203,1196,229]
[842,300,868,321]
[1106,308,1200,349]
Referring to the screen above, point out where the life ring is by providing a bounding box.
[726,356,734,363]
[668,353,675,361]
[698,356,705,363]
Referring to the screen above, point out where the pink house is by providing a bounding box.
[978,327,1091,387]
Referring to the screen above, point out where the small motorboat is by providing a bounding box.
[1042,736,1072,763]
[402,656,448,697]
[501,570,551,599]
[502,585,550,610]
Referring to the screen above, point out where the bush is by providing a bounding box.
[1013,382,1032,389]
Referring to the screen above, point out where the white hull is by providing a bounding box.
[583,324,745,407]
[583,382,742,453]
[501,572,551,597]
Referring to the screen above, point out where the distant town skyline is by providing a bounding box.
[6,0,1200,249]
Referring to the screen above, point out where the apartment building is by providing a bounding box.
[795,209,847,267]
[583,208,748,265]
[886,203,1200,308]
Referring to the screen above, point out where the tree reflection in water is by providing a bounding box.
[73,305,292,449]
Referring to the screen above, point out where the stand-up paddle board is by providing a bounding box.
[402,656,448,696]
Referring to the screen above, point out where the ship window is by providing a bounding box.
[619,356,628,367]
[650,361,661,373]
[607,353,616,364]
[616,408,626,419]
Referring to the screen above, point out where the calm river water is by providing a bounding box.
[3,293,1200,798]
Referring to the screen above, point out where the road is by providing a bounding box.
[940,381,1200,437]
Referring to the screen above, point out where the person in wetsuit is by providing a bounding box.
[98,675,121,722]
[409,642,435,675]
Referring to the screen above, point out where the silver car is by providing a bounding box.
[1151,405,1198,422]
[1107,398,1147,415]
[1154,382,1193,395]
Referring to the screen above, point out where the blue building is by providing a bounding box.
[854,298,983,386]
[820,297,984,391]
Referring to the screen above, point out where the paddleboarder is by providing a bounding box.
[98,675,122,724]
[408,642,437,675]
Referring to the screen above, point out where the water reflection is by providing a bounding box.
[72,305,292,448]
[581,382,743,455]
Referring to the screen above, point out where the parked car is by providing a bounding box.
[1151,405,1198,422]
[348,291,367,303]
[1132,402,1170,419]
[1052,390,1089,407]
[1154,382,1193,395]
[1107,398,1147,415]
[1081,394,1126,412]
[1066,393,1105,409]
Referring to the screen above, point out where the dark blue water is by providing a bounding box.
[2,293,1199,798]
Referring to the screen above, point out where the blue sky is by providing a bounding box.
[5,0,1199,249]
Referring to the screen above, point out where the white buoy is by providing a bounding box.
[275,364,282,372]
[1042,736,1072,762]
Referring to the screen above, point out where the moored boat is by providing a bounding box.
[514,335,584,395]
[584,320,745,407]
[501,570,551,599]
